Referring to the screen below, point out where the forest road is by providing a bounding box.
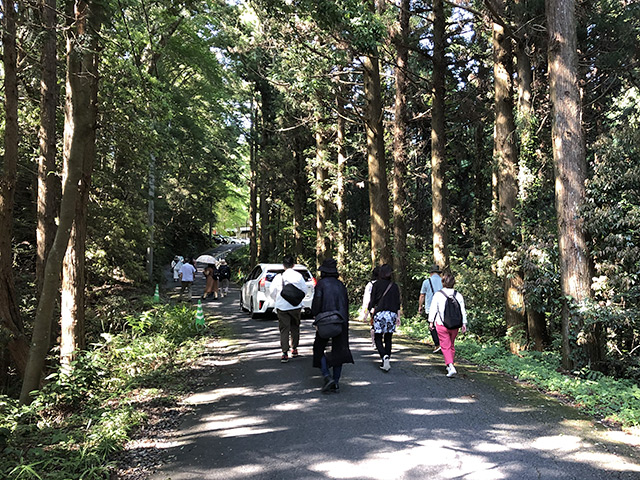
[153,274,640,480]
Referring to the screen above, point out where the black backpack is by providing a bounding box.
[440,290,463,329]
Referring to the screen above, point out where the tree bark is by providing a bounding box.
[249,96,258,268]
[256,79,275,262]
[0,0,29,378]
[258,188,270,263]
[392,0,410,305]
[335,88,348,266]
[292,148,305,259]
[315,122,330,268]
[146,155,155,282]
[514,22,548,351]
[493,0,526,353]
[21,0,101,404]
[60,23,99,368]
[363,0,391,267]
[546,0,599,369]
[36,0,60,295]
[431,0,449,270]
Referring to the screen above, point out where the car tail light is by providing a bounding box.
[259,277,266,291]
[311,277,317,286]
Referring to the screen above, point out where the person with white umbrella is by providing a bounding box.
[202,262,220,299]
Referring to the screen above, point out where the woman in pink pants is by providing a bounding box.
[428,272,467,377]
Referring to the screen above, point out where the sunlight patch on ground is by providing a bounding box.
[268,399,321,411]
[309,440,504,479]
[200,464,266,478]
[499,406,537,413]
[380,434,415,443]
[217,425,288,438]
[348,380,373,386]
[199,414,266,431]
[532,435,583,451]
[255,367,280,373]
[604,429,640,447]
[471,441,511,453]
[184,387,254,404]
[490,424,540,431]
[572,450,640,472]
[213,358,239,366]
[403,408,460,415]
[449,396,477,404]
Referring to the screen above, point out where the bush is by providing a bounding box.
[0,297,207,479]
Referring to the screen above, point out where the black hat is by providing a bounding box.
[319,258,338,274]
[428,264,441,273]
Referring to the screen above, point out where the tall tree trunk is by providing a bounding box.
[493,0,526,353]
[21,0,101,404]
[546,0,599,369]
[60,26,99,368]
[0,0,29,378]
[336,88,348,266]
[392,0,410,305]
[146,155,155,282]
[249,96,258,268]
[514,27,547,351]
[36,0,60,295]
[256,79,275,262]
[315,121,330,268]
[292,149,305,259]
[258,188,270,262]
[363,1,391,267]
[431,0,449,270]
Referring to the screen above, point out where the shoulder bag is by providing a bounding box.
[313,310,344,339]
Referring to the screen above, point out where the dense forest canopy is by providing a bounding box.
[0,0,639,402]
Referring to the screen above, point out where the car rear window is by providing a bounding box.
[265,269,312,282]
[265,270,284,282]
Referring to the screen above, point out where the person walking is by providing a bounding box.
[171,256,183,282]
[419,264,443,353]
[312,258,354,393]
[359,266,380,349]
[202,263,218,299]
[270,255,308,363]
[428,271,467,377]
[179,258,197,298]
[218,259,231,297]
[367,264,401,372]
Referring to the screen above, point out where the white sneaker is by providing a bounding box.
[380,355,391,372]
[433,346,441,353]
[446,364,457,377]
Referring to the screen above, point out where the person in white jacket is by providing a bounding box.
[270,255,308,363]
[428,271,467,377]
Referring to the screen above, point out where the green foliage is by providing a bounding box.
[225,245,251,283]
[450,253,506,339]
[582,85,640,377]
[401,320,640,428]
[454,337,640,428]
[0,298,207,479]
[340,240,375,307]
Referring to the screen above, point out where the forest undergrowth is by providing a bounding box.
[401,316,640,433]
[0,292,215,480]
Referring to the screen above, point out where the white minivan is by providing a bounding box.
[240,263,315,318]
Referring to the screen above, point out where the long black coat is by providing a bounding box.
[311,275,354,368]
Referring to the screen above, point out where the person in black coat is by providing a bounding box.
[367,263,401,372]
[312,258,354,393]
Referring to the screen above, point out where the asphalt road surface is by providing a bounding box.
[155,261,640,480]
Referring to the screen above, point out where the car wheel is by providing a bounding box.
[250,298,261,319]
[240,292,249,312]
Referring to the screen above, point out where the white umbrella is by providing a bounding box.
[195,254,217,264]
